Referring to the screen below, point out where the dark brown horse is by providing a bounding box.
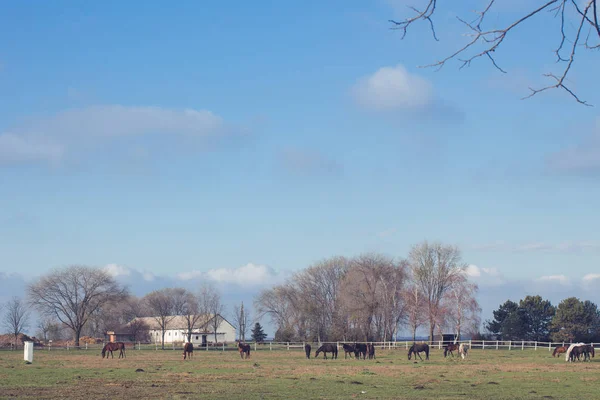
[237,341,251,359]
[342,343,355,359]
[102,342,126,359]
[304,343,311,359]
[584,344,595,361]
[367,343,376,360]
[552,345,568,357]
[408,343,429,361]
[354,343,367,360]
[183,342,193,360]
[315,343,338,359]
[444,343,459,358]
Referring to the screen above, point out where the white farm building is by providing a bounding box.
[133,314,236,346]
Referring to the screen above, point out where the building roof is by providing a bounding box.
[132,314,233,332]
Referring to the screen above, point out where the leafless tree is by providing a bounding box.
[409,241,466,343]
[255,284,300,338]
[198,284,224,344]
[143,289,177,349]
[233,302,251,341]
[390,0,600,105]
[37,317,56,344]
[171,288,202,343]
[442,274,481,340]
[404,284,427,342]
[2,297,30,347]
[28,265,127,347]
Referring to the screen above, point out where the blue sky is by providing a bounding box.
[1,1,599,332]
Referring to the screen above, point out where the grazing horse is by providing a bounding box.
[584,344,595,361]
[237,341,251,359]
[183,342,193,360]
[408,343,429,361]
[354,343,367,360]
[552,346,568,357]
[315,343,338,360]
[304,343,311,359]
[101,342,126,359]
[459,343,468,359]
[367,343,376,360]
[444,343,459,358]
[565,343,586,362]
[342,343,355,359]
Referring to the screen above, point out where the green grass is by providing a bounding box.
[0,347,597,399]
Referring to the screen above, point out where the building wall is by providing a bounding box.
[149,320,236,344]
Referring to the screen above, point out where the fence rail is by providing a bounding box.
[1,340,596,352]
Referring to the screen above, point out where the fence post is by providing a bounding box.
[549,342,551,351]
[86,343,88,350]
[270,342,272,351]
[172,342,175,351]
[496,341,498,350]
[67,344,69,351]
[254,342,257,352]
[482,341,485,350]
[469,339,472,349]
[521,340,524,350]
[535,341,537,351]
[222,342,225,352]
[287,342,289,351]
[405,341,408,350]
[508,341,511,351]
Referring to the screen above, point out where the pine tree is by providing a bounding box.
[251,322,267,343]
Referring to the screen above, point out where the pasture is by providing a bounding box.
[1,346,599,399]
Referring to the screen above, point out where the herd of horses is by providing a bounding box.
[101,341,596,365]
[553,343,596,362]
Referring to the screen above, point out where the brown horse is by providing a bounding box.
[102,342,126,359]
[553,346,568,357]
[183,342,193,360]
[237,341,251,359]
[444,343,459,358]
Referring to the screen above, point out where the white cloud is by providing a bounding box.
[537,275,570,285]
[206,263,278,286]
[465,264,481,277]
[465,264,503,285]
[582,273,600,283]
[0,105,229,165]
[352,64,434,111]
[104,263,132,277]
[176,270,204,280]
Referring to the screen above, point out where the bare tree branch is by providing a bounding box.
[390,0,599,105]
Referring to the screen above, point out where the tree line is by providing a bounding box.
[484,295,600,343]
[1,241,482,347]
[255,241,480,343]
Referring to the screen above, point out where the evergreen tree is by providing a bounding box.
[251,322,267,343]
[551,298,600,342]
[485,300,520,339]
[519,295,555,341]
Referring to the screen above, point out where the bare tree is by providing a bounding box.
[404,284,427,342]
[233,302,251,341]
[198,285,224,344]
[255,285,300,338]
[390,0,600,105]
[143,289,177,349]
[37,317,56,344]
[28,265,127,347]
[172,288,202,343]
[3,297,30,347]
[409,241,466,343]
[443,275,481,340]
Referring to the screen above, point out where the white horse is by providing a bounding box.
[459,343,468,359]
[565,343,586,362]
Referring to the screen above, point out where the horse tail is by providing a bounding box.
[101,346,106,358]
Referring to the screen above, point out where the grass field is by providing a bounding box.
[0,346,598,399]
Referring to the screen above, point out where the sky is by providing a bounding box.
[1,0,599,335]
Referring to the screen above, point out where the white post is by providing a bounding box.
[521,340,524,350]
[222,342,225,352]
[508,341,511,351]
[24,341,33,363]
[549,342,551,351]
[469,339,472,349]
[535,341,537,351]
[482,341,485,350]
[86,343,88,350]
[254,342,257,351]
[287,342,289,351]
[496,341,498,350]
[270,342,272,351]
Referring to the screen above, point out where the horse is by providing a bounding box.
[459,343,468,359]
[408,343,429,361]
[354,343,367,360]
[552,346,568,357]
[367,343,376,360]
[305,343,311,359]
[183,342,193,360]
[315,343,338,360]
[584,344,595,361]
[565,343,586,362]
[342,343,355,359]
[237,341,251,359]
[444,343,459,358]
[101,342,126,359]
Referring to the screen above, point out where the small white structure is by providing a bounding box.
[24,341,33,363]
[134,314,236,345]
